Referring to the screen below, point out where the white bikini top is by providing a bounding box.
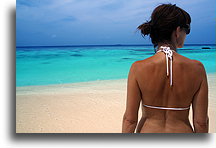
[142,46,190,111]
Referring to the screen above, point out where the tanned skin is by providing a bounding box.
[122,27,209,133]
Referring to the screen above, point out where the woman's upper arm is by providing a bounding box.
[192,62,208,126]
[124,62,142,122]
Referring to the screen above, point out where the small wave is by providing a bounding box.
[70,54,83,57]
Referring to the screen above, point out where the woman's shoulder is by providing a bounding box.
[130,57,156,74]
[133,56,156,65]
[177,53,206,74]
[131,53,206,73]
[176,53,204,66]
[191,60,206,74]
[131,58,151,69]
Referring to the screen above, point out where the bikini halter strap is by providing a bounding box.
[156,46,175,86]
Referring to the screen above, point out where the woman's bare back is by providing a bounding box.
[122,4,208,133]
[134,51,204,133]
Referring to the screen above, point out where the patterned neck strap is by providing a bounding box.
[156,46,175,86]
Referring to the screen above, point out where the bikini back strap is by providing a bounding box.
[143,104,190,110]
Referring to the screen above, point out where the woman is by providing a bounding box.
[122,4,209,133]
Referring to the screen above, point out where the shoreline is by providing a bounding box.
[16,71,216,88]
[16,73,216,133]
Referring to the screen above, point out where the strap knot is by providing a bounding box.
[156,46,174,86]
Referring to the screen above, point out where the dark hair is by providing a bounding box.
[137,4,191,47]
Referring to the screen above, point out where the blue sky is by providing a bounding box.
[16,0,215,46]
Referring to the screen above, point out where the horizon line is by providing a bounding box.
[16,43,216,48]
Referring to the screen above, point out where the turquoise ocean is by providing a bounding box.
[16,44,216,87]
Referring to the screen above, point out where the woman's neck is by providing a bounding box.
[157,42,177,52]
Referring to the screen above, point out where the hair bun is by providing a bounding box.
[137,21,152,36]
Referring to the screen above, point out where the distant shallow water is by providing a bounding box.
[16,45,216,86]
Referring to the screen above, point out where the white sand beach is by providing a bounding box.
[16,73,216,133]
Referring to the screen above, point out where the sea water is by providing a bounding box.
[16,45,216,86]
